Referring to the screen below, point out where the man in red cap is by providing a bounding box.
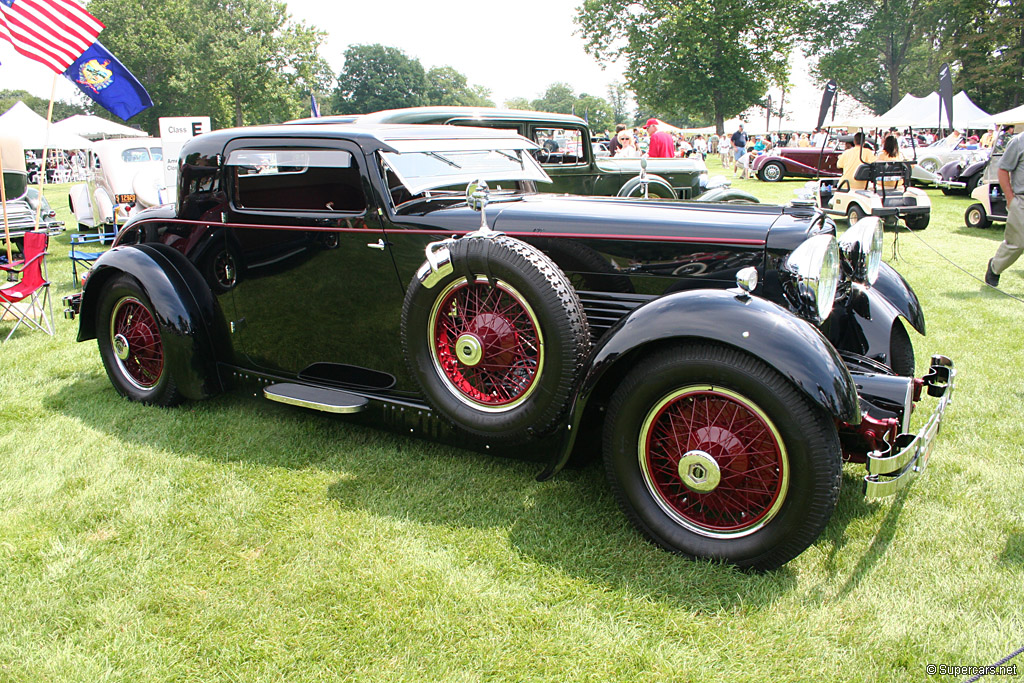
[645,118,675,158]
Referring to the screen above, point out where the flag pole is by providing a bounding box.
[1,142,12,271]
[34,74,58,231]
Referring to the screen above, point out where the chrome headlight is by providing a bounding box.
[839,217,883,285]
[783,234,840,322]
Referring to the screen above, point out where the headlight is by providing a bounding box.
[783,233,840,322]
[839,217,883,284]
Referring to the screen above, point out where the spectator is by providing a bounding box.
[985,129,1024,286]
[797,133,810,147]
[730,123,748,172]
[645,118,675,158]
[837,132,876,191]
[608,123,626,156]
[811,128,826,147]
[613,129,641,158]
[694,135,708,160]
[876,135,903,189]
[718,134,731,165]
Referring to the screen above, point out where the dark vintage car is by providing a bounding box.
[294,107,755,203]
[64,123,955,571]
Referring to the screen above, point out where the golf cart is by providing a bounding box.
[964,128,1014,229]
[814,157,931,230]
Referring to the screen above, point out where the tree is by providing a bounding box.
[577,0,807,133]
[87,0,332,131]
[530,83,579,114]
[425,66,494,107]
[333,44,428,115]
[606,82,632,125]
[0,90,89,121]
[503,97,532,110]
[933,0,1024,111]
[803,0,941,113]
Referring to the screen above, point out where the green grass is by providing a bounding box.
[1,176,1022,682]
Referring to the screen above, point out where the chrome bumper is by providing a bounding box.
[62,293,81,321]
[864,355,956,498]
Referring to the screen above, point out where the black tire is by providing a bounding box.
[617,175,677,199]
[847,204,865,225]
[889,319,915,376]
[401,235,590,442]
[905,213,930,231]
[603,344,842,571]
[96,274,182,406]
[757,161,785,183]
[10,236,24,255]
[965,172,982,195]
[965,203,990,229]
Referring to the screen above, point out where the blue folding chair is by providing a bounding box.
[69,231,117,287]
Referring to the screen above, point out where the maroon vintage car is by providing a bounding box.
[750,142,843,182]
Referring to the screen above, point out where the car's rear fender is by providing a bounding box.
[537,289,860,479]
[76,243,229,400]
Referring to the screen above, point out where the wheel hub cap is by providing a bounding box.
[113,333,130,360]
[455,333,483,366]
[678,450,721,493]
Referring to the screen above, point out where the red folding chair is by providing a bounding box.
[0,231,53,342]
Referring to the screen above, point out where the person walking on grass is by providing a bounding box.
[985,129,1024,287]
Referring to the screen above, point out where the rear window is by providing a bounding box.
[121,148,152,163]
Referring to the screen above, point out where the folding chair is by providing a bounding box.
[69,230,117,287]
[0,231,53,341]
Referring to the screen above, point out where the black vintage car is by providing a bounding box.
[64,123,955,571]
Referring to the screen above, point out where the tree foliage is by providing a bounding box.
[507,82,615,131]
[333,44,495,114]
[606,82,632,125]
[87,0,332,132]
[576,0,806,132]
[0,90,89,121]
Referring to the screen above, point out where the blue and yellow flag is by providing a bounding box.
[62,41,153,121]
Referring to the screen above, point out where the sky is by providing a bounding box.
[0,0,626,109]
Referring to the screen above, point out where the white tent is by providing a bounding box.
[967,103,1024,129]
[0,101,93,149]
[53,114,145,140]
[874,91,990,130]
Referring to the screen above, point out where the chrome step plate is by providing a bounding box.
[264,383,368,414]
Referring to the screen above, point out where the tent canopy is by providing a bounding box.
[0,102,93,150]
[967,103,1024,129]
[874,91,990,129]
[54,114,146,140]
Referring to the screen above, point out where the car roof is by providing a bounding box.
[182,122,538,158]
[290,106,588,128]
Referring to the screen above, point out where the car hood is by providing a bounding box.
[400,193,787,245]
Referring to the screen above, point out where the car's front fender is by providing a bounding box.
[871,261,925,334]
[77,243,229,400]
[537,289,860,479]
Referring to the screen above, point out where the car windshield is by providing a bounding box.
[381,148,549,195]
[122,148,153,163]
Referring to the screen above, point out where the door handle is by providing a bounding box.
[367,239,386,250]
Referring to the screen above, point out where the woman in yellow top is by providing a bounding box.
[797,133,810,147]
[875,135,903,189]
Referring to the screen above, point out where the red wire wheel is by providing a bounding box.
[639,385,789,537]
[109,296,164,390]
[428,276,543,411]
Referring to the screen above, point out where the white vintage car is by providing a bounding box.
[68,138,173,231]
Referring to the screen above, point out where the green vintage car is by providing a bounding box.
[295,107,752,202]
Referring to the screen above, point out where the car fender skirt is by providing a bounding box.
[76,244,228,400]
[581,290,860,421]
[537,290,861,480]
[870,261,925,334]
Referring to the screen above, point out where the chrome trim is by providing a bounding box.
[865,356,956,498]
[263,385,367,414]
[416,238,455,289]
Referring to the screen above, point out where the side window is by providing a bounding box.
[226,148,366,213]
[532,127,586,165]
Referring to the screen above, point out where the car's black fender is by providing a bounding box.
[537,289,860,480]
[694,187,760,204]
[870,261,925,334]
[76,243,229,400]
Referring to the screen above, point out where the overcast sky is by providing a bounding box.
[0,0,626,110]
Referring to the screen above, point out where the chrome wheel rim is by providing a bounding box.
[639,386,789,538]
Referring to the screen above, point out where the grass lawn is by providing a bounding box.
[1,169,1021,682]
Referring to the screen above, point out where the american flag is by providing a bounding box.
[0,0,103,74]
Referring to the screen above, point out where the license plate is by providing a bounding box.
[115,194,136,204]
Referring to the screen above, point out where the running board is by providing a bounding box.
[264,383,368,414]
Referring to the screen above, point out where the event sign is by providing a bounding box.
[159,117,211,193]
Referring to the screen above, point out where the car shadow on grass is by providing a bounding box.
[50,373,886,610]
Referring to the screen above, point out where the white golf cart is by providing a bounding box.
[816,159,931,230]
[964,128,1013,229]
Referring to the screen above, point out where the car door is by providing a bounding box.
[220,136,407,389]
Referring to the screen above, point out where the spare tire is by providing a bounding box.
[401,235,590,442]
